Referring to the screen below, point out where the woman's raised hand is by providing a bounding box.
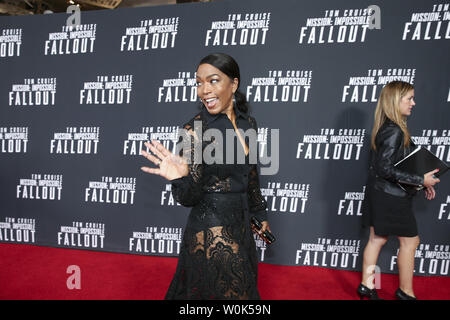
[140,140,189,181]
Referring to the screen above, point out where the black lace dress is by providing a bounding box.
[165,106,268,300]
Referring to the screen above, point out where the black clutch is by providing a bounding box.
[250,216,276,245]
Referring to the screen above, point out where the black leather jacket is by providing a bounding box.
[367,119,424,197]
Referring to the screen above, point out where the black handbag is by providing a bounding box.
[250,216,276,245]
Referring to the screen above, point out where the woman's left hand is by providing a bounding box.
[260,221,271,234]
[425,186,436,200]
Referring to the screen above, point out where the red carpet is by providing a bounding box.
[0,243,449,300]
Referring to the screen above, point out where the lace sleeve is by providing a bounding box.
[248,164,268,222]
[171,120,204,207]
[247,116,268,222]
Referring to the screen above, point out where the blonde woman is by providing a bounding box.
[358,81,440,300]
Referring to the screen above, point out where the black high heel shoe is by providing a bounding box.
[395,288,417,300]
[357,283,382,300]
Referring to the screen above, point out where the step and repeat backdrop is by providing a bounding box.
[0,0,449,277]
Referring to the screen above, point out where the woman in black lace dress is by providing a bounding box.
[141,53,271,299]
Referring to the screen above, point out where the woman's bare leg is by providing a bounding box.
[397,235,420,297]
[361,227,388,288]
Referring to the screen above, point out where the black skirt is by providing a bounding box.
[362,185,418,237]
